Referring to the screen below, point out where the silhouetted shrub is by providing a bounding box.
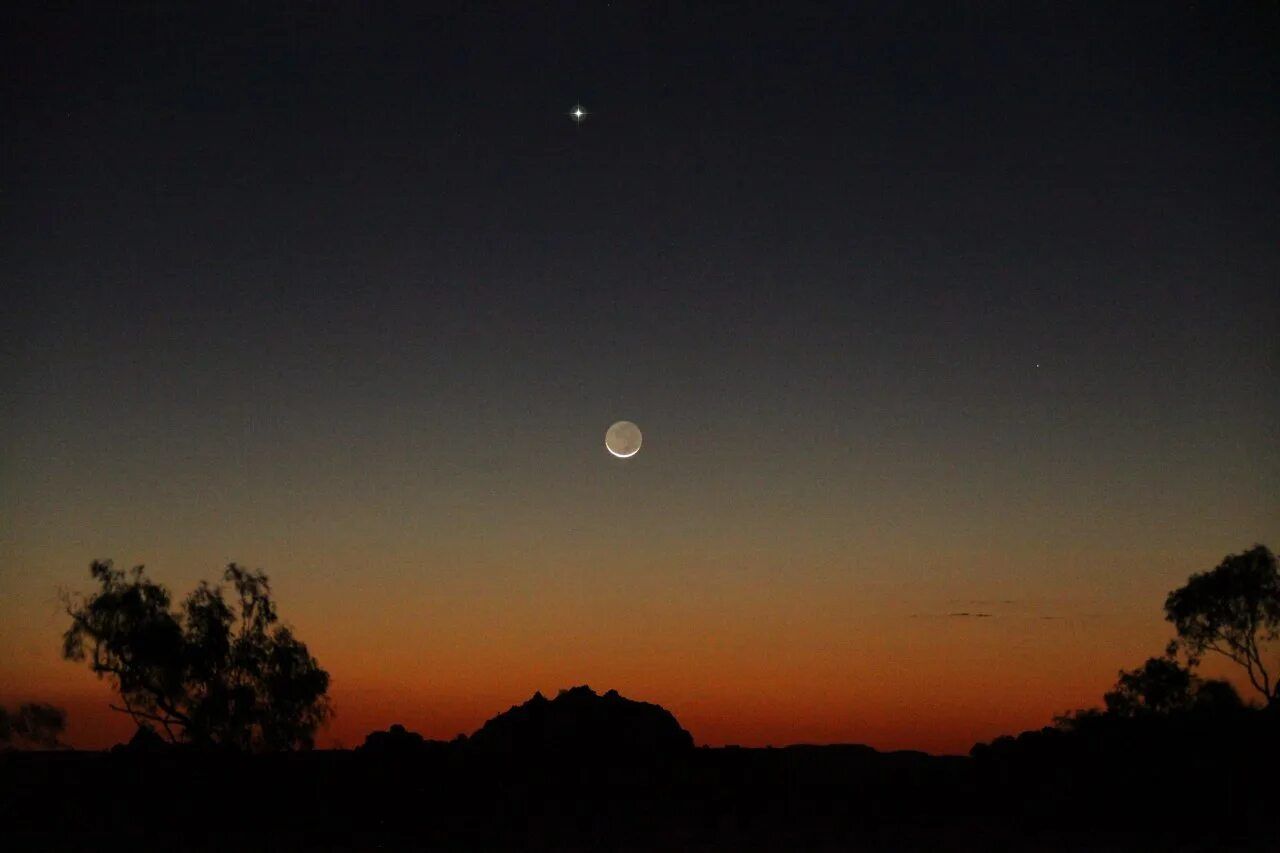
[0,703,66,749]
[359,723,429,754]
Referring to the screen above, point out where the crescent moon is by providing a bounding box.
[605,421,642,458]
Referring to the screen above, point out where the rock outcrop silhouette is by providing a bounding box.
[467,685,694,757]
[110,724,170,753]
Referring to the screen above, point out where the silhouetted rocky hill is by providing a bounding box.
[467,685,694,757]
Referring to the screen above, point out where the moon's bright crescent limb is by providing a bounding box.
[605,421,642,458]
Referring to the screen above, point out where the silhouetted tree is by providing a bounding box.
[0,702,66,748]
[1052,656,1243,731]
[1102,656,1242,717]
[62,560,332,750]
[1103,657,1196,716]
[1190,678,1245,713]
[1164,544,1279,706]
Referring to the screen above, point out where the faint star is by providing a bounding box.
[570,104,588,123]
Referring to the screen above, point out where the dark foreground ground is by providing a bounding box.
[3,717,1277,851]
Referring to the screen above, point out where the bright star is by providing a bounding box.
[570,104,588,123]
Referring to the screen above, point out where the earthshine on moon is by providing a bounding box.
[605,421,642,458]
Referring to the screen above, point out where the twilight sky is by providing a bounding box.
[1,2,1277,754]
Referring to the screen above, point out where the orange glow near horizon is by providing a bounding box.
[4,543,1265,755]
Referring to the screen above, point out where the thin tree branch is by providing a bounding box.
[1204,643,1249,669]
[1202,644,1268,698]
[1240,632,1273,698]
[108,704,181,739]
[125,694,178,742]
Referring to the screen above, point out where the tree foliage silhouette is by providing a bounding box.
[62,560,331,750]
[1164,544,1279,706]
[1102,656,1241,717]
[0,702,66,748]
